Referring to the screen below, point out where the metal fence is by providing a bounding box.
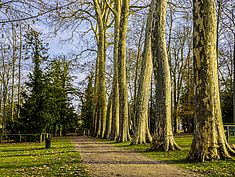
[224,124,235,144]
[0,133,50,143]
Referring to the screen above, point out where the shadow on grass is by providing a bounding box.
[0,160,65,169]
[0,147,46,152]
[0,145,77,153]
[53,145,77,149]
[160,158,189,165]
[1,150,78,158]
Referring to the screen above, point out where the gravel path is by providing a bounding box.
[72,136,203,177]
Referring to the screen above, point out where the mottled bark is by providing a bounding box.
[93,0,108,138]
[110,0,121,140]
[110,77,119,140]
[150,0,181,151]
[99,32,107,138]
[104,93,112,139]
[233,33,235,123]
[216,0,221,62]
[117,0,131,142]
[187,0,235,162]
[132,0,155,144]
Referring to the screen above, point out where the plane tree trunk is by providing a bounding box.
[150,0,181,151]
[187,0,235,162]
[117,0,131,142]
[92,0,108,138]
[109,0,121,141]
[132,0,155,144]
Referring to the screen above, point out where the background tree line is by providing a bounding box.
[0,25,78,136]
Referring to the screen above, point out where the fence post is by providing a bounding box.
[0,130,2,143]
[226,126,229,142]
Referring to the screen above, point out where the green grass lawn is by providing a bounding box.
[0,137,88,177]
[228,137,235,145]
[103,135,235,177]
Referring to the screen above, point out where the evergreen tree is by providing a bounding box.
[221,79,233,123]
[45,57,77,136]
[81,73,94,133]
[20,29,49,134]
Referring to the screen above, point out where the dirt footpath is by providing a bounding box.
[72,136,203,177]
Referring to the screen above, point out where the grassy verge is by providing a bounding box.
[101,135,235,177]
[228,137,235,145]
[0,137,88,177]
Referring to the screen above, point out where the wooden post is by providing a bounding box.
[0,128,2,143]
[40,134,42,143]
[226,126,230,142]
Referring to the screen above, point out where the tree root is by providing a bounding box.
[149,135,181,151]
